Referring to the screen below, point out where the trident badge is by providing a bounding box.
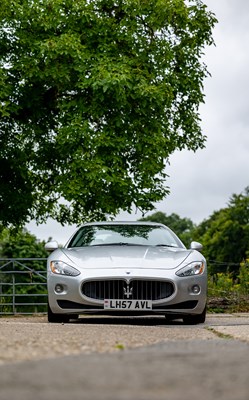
[123,284,133,299]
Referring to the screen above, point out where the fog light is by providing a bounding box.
[55,284,64,294]
[192,285,201,294]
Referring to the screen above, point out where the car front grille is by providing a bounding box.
[82,279,174,301]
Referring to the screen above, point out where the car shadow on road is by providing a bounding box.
[71,316,185,326]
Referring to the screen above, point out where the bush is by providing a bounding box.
[208,260,249,312]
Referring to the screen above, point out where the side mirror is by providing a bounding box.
[190,241,203,251]
[44,240,59,252]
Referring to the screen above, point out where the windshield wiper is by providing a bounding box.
[155,244,177,248]
[91,242,143,247]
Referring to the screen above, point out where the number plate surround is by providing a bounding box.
[104,299,152,310]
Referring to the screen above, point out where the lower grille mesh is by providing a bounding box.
[82,280,174,301]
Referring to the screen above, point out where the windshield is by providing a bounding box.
[67,224,185,248]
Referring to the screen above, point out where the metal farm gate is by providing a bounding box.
[0,258,47,315]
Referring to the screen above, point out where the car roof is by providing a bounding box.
[81,221,167,227]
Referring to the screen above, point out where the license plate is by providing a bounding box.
[104,299,152,310]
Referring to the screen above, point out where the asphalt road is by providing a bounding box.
[0,314,249,400]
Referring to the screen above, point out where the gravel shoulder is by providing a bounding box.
[0,314,249,365]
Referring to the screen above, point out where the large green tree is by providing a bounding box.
[0,228,48,258]
[192,187,249,273]
[0,0,217,226]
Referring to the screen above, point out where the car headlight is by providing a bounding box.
[176,261,205,277]
[50,261,80,276]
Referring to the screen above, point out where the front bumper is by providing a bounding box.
[47,268,207,316]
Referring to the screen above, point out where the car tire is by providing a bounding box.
[47,303,72,323]
[182,306,206,325]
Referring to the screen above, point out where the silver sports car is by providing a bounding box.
[45,221,207,324]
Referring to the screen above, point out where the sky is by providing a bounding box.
[27,0,249,244]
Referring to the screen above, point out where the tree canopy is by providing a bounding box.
[0,0,217,226]
[0,228,48,258]
[192,187,249,272]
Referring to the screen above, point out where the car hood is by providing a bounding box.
[59,245,192,270]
